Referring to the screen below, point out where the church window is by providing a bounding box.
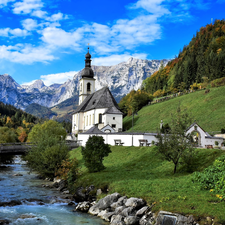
[113,117,115,120]
[112,124,116,128]
[87,83,91,92]
[99,113,102,123]
[80,83,82,92]
[89,115,91,125]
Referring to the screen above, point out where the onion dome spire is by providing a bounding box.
[81,46,94,78]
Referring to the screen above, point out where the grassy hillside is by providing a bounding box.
[70,146,225,223]
[123,86,225,133]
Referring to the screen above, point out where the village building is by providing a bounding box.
[186,122,224,149]
[72,48,123,134]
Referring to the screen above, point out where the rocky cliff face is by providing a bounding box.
[0,58,170,109]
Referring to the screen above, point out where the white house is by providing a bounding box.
[186,122,224,148]
[72,48,123,134]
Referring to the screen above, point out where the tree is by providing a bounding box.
[156,107,195,174]
[25,120,68,178]
[81,136,111,172]
[0,127,17,143]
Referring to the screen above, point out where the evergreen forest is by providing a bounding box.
[142,19,225,95]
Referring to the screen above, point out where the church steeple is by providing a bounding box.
[79,47,95,105]
[81,47,94,78]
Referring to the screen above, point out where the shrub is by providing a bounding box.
[56,158,80,187]
[193,156,225,199]
[81,136,111,172]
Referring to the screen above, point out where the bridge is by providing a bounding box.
[0,141,80,155]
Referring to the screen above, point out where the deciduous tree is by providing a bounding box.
[156,107,195,174]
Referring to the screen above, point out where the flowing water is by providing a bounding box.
[0,156,107,225]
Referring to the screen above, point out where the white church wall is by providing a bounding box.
[95,108,107,124]
[78,133,158,147]
[83,109,95,131]
[105,114,123,132]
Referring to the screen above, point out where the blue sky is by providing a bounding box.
[0,0,225,86]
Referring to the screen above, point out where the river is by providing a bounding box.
[0,156,107,225]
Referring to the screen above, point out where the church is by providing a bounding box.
[72,48,123,134]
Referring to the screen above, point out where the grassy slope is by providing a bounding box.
[71,146,225,223]
[123,86,225,133]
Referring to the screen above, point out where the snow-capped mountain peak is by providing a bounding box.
[0,57,170,110]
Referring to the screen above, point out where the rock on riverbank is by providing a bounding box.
[75,192,198,225]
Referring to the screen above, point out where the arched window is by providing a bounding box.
[99,113,102,123]
[80,83,82,92]
[87,83,91,92]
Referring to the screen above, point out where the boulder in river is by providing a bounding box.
[0,219,10,224]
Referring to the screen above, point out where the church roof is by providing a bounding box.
[82,125,104,134]
[73,87,123,114]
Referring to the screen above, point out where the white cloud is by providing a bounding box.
[0,0,15,7]
[92,53,148,66]
[46,12,68,22]
[9,28,29,36]
[0,44,56,64]
[12,0,44,14]
[40,71,77,86]
[21,18,38,31]
[0,27,29,37]
[21,79,37,86]
[31,9,47,18]
[130,0,170,17]
[0,28,10,37]
[41,27,82,48]
[21,71,77,86]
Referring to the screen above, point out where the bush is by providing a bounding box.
[193,155,225,199]
[81,136,111,172]
[56,158,80,188]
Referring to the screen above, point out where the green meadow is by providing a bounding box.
[123,86,225,133]
[70,146,225,224]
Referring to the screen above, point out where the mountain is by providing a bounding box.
[25,103,57,119]
[142,19,225,95]
[0,57,170,113]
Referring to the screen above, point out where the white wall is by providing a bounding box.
[78,133,159,147]
[105,114,123,132]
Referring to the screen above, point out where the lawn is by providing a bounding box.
[70,146,225,224]
[123,86,225,133]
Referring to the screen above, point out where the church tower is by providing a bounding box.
[79,47,95,105]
